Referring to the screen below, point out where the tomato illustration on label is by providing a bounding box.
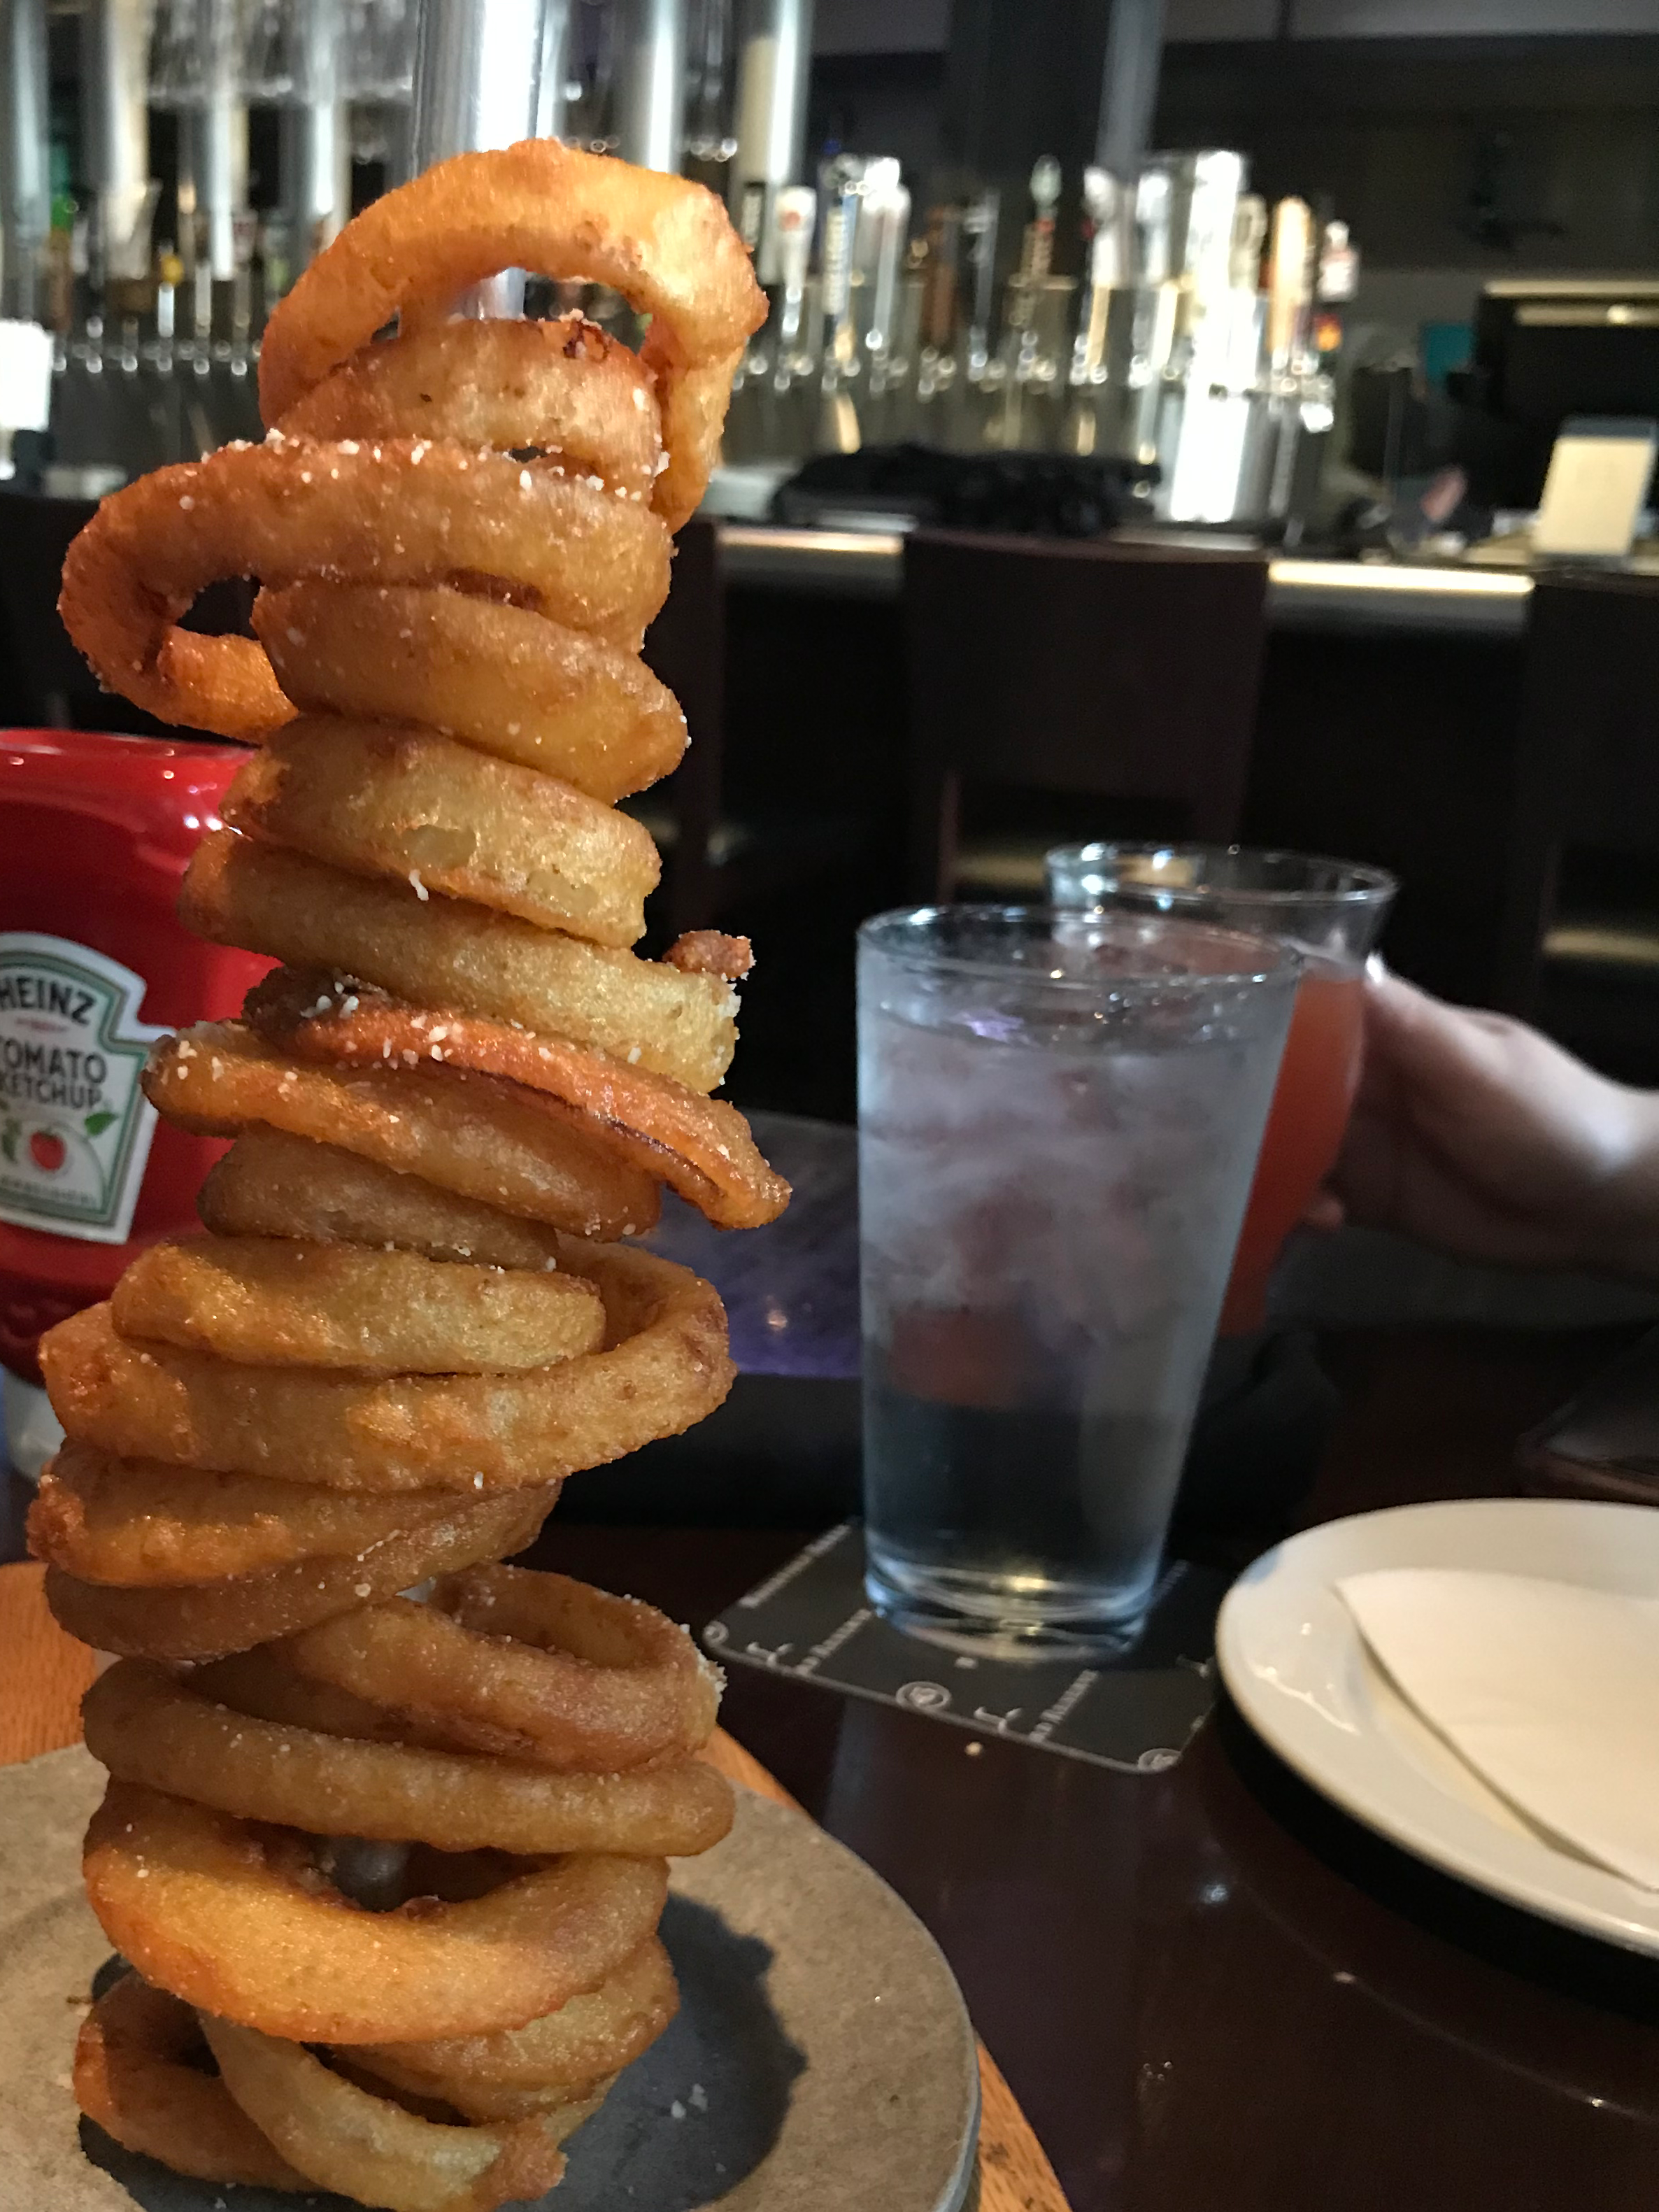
[28,1130,66,1173]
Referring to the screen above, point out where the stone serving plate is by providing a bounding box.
[0,1747,978,2212]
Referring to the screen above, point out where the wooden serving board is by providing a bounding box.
[0,1560,1069,2212]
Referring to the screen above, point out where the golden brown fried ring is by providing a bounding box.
[199,1130,570,1270]
[201,2016,592,2212]
[41,1245,732,1493]
[28,1441,460,1585]
[258,137,765,530]
[57,436,671,740]
[223,720,660,948]
[192,1645,569,1768]
[73,1977,307,2191]
[112,1235,604,1373]
[274,1567,720,1773]
[183,834,739,1093]
[87,1782,669,2043]
[254,585,686,804]
[355,1941,676,2120]
[277,316,662,497]
[43,1485,557,1661]
[664,929,755,980]
[248,972,789,1231]
[85,1663,735,1858]
[148,1023,660,1241]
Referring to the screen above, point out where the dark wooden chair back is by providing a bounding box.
[903,529,1270,900]
[1498,572,1659,1014]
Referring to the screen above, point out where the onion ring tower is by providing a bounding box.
[39,141,784,2212]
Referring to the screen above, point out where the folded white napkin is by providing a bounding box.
[1337,1569,1659,1892]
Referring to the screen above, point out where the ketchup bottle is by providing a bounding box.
[0,731,269,1476]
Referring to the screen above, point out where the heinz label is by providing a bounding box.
[0,933,164,1244]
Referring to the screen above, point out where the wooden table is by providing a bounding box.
[6,1321,1659,2211]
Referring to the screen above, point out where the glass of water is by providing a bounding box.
[857,905,1300,1654]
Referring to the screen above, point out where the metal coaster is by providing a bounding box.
[708,1522,1222,1773]
[0,1748,978,2212]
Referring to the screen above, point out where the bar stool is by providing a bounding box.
[903,528,1271,902]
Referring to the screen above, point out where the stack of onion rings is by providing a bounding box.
[40,139,777,2212]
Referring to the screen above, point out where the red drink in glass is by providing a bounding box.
[1046,844,1395,1338]
[1220,965,1365,1334]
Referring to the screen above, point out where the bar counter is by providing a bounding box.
[714,523,1535,639]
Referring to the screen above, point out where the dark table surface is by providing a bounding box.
[5,1114,1659,2209]
[520,1325,1659,2212]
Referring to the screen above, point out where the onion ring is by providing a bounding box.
[40,1245,732,1492]
[181,832,740,1093]
[276,315,662,497]
[354,1940,676,2120]
[29,1440,465,1585]
[86,1782,669,2043]
[198,1128,571,1270]
[248,969,789,1231]
[259,136,765,529]
[58,434,670,741]
[85,1662,734,1858]
[43,1485,558,1660]
[253,582,686,802]
[273,1566,721,1773]
[111,1235,604,1373]
[222,718,660,948]
[50,140,774,2203]
[73,1976,308,2190]
[201,2015,594,2212]
[145,1022,661,1240]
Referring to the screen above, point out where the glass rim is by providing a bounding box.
[1046,840,1398,909]
[858,902,1303,993]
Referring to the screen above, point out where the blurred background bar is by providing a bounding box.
[9,0,1659,1119]
[411,0,542,166]
[615,0,687,172]
[729,0,813,279]
[1,0,50,321]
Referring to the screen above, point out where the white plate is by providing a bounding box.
[1216,1496,1659,1956]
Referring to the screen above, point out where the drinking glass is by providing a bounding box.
[1046,844,1397,1334]
[857,905,1300,1652]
